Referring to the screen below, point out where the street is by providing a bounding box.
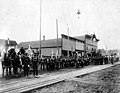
[30,64,120,93]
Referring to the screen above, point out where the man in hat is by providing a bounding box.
[32,52,39,77]
[20,47,25,55]
[21,53,30,76]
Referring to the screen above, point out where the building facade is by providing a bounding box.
[61,34,84,57]
[75,34,99,56]
[18,34,99,57]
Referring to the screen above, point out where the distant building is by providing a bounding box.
[18,34,99,57]
[107,50,120,57]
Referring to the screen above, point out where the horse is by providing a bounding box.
[8,48,21,76]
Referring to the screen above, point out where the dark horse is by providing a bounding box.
[8,48,20,76]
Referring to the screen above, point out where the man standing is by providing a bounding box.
[20,47,25,55]
[21,53,30,76]
[32,52,39,77]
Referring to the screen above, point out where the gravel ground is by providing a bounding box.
[30,65,120,93]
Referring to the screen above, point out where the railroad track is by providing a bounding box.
[1,77,64,93]
[0,74,61,93]
[0,78,33,87]
[0,74,49,87]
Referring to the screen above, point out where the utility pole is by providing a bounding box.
[106,44,108,55]
[56,19,59,58]
[39,0,42,58]
[67,24,69,57]
[84,35,87,57]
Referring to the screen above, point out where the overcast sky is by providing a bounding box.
[0,0,120,50]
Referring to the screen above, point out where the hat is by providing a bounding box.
[34,52,39,56]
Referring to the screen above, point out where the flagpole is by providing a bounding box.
[39,0,42,58]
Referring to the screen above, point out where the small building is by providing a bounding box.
[0,38,17,56]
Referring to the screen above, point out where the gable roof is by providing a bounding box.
[0,39,17,46]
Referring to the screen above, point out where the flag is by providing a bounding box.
[26,45,33,59]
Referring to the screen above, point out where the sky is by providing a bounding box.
[0,0,120,50]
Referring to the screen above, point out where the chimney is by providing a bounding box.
[7,38,10,45]
[43,35,45,41]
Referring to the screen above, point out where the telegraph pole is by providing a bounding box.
[56,19,59,58]
[67,24,69,57]
[39,0,42,58]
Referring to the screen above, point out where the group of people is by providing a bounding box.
[1,47,39,77]
[1,47,119,78]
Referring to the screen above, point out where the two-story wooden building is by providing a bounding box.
[18,34,99,57]
[75,34,99,56]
